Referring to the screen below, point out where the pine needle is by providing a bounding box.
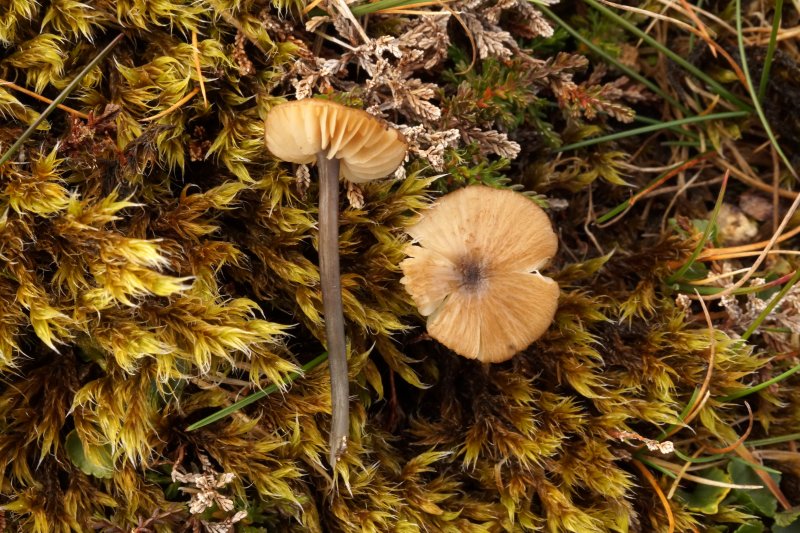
[191,30,207,107]
[705,402,754,454]
[632,459,675,533]
[0,80,90,120]
[142,87,201,122]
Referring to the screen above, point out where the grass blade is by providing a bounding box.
[741,268,800,340]
[186,352,329,431]
[583,0,752,112]
[557,111,747,152]
[735,0,793,175]
[757,0,783,103]
[666,171,727,284]
[720,359,800,402]
[350,0,444,15]
[0,34,125,167]
[538,4,686,112]
[746,433,800,447]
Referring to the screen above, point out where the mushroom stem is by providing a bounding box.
[317,151,349,468]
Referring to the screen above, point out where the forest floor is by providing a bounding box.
[0,0,799,531]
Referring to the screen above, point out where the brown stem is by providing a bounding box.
[317,152,349,468]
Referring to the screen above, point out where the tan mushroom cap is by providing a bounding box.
[400,186,559,363]
[265,99,407,183]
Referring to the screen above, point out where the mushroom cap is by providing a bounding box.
[400,186,559,363]
[265,99,407,183]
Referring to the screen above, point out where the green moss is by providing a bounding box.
[0,0,792,531]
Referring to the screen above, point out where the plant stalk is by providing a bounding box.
[317,152,349,468]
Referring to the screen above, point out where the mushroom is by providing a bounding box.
[400,185,559,363]
[265,99,406,466]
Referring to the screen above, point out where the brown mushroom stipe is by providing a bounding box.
[265,99,406,468]
[400,186,559,363]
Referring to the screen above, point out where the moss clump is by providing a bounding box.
[0,0,795,531]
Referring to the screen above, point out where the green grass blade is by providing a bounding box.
[583,0,753,112]
[735,0,793,174]
[350,0,426,15]
[661,141,702,147]
[746,433,800,447]
[673,272,797,297]
[186,352,329,431]
[636,456,678,478]
[635,115,700,140]
[538,5,686,112]
[757,0,783,103]
[741,268,800,340]
[557,111,747,152]
[673,448,727,464]
[0,34,125,167]
[655,387,701,441]
[666,173,727,284]
[720,360,800,402]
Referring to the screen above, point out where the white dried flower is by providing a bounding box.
[171,455,239,516]
[296,163,311,199]
[462,128,521,160]
[675,293,693,314]
[612,430,674,455]
[203,510,248,533]
[719,294,742,322]
[346,181,364,209]
[398,125,461,171]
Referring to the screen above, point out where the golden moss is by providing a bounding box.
[0,0,792,531]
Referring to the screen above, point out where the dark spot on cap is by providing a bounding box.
[459,258,485,290]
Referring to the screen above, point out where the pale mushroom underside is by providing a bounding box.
[265,99,407,183]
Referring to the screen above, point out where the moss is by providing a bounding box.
[0,0,793,531]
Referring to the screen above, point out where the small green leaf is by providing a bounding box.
[679,261,709,282]
[776,508,800,528]
[65,430,114,479]
[733,521,765,533]
[681,468,731,514]
[775,522,800,533]
[729,459,780,517]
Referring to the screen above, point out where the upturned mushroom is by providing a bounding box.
[265,99,406,466]
[400,185,559,363]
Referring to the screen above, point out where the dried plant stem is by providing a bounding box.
[303,0,325,14]
[645,456,763,489]
[667,447,704,500]
[734,445,791,510]
[142,87,201,122]
[650,0,736,35]
[331,0,369,43]
[699,223,800,259]
[0,80,90,120]
[715,158,798,199]
[631,459,675,533]
[318,152,349,468]
[191,31,208,107]
[598,0,749,88]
